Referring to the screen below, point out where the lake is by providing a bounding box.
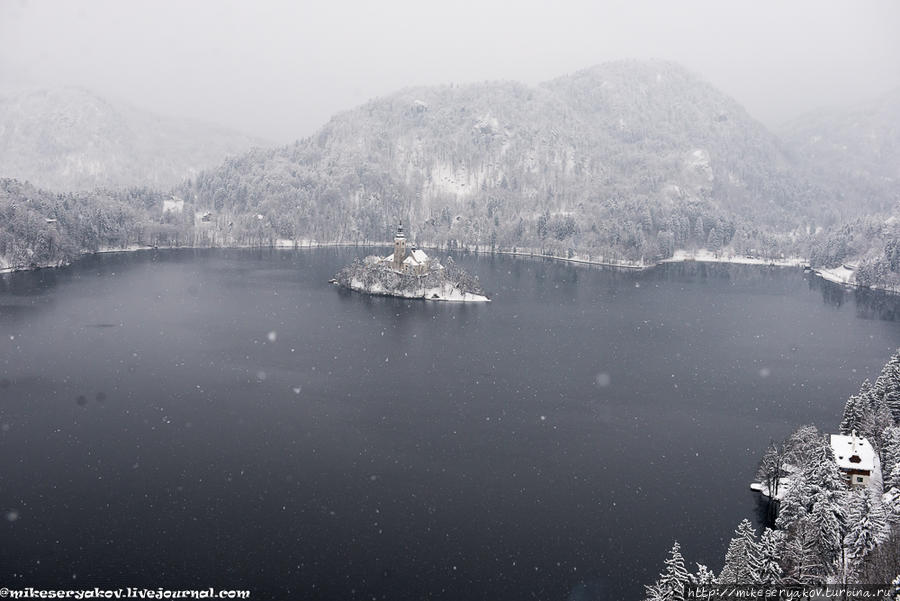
[2,248,900,600]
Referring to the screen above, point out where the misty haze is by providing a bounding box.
[2,2,900,600]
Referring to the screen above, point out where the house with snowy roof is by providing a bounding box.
[383,221,431,274]
[830,432,876,488]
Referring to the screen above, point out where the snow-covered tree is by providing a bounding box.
[783,425,820,470]
[719,520,760,583]
[846,490,890,566]
[643,581,665,601]
[780,521,827,586]
[776,472,812,532]
[841,395,865,435]
[691,563,717,586]
[810,499,843,572]
[756,442,784,498]
[808,435,846,493]
[871,352,900,423]
[644,542,693,601]
[756,528,783,585]
[883,427,900,490]
[658,542,691,601]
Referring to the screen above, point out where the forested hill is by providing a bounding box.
[4,61,898,279]
[0,87,268,191]
[781,88,900,218]
[784,89,900,290]
[179,60,830,263]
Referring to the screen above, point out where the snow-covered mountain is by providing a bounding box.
[781,89,900,215]
[0,87,268,191]
[183,60,825,261]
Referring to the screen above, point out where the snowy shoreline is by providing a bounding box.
[2,242,898,296]
[338,279,490,302]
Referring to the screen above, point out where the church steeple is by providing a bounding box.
[393,220,407,270]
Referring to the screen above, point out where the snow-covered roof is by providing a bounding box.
[383,248,430,267]
[830,434,876,472]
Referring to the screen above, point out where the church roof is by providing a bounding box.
[382,247,429,267]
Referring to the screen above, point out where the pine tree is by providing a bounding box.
[846,490,890,566]
[882,427,900,489]
[810,499,843,572]
[868,397,897,452]
[872,351,900,423]
[719,520,760,583]
[643,581,665,601]
[783,425,820,470]
[756,442,783,498]
[776,473,811,532]
[756,528,783,586]
[889,462,900,496]
[808,435,846,493]
[658,542,691,601]
[692,564,717,586]
[841,395,865,435]
[781,521,827,586]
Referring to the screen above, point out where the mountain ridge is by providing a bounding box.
[179,59,825,263]
[0,86,270,191]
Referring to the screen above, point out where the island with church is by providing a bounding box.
[332,222,490,302]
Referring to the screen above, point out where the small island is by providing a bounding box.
[333,222,490,302]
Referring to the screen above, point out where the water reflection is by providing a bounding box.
[807,272,900,322]
[2,248,900,601]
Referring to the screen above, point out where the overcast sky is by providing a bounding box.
[2,0,898,143]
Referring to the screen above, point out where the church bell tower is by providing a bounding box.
[393,220,406,270]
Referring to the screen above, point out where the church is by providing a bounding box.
[383,221,430,273]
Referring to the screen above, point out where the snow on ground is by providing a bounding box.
[346,278,489,302]
[750,476,794,502]
[815,265,856,286]
[162,198,184,214]
[663,248,804,267]
[97,244,155,254]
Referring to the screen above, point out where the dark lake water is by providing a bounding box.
[2,248,900,600]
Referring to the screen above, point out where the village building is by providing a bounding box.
[829,432,876,488]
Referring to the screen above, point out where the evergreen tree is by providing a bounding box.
[657,542,691,601]
[869,397,896,450]
[756,528,783,586]
[872,352,900,423]
[719,520,760,584]
[783,425,820,470]
[691,564,717,586]
[882,427,900,488]
[810,499,843,572]
[643,581,665,601]
[781,521,827,586]
[756,442,783,498]
[846,490,890,566]
[775,473,811,532]
[841,395,865,435]
[808,435,846,493]
[888,462,900,495]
